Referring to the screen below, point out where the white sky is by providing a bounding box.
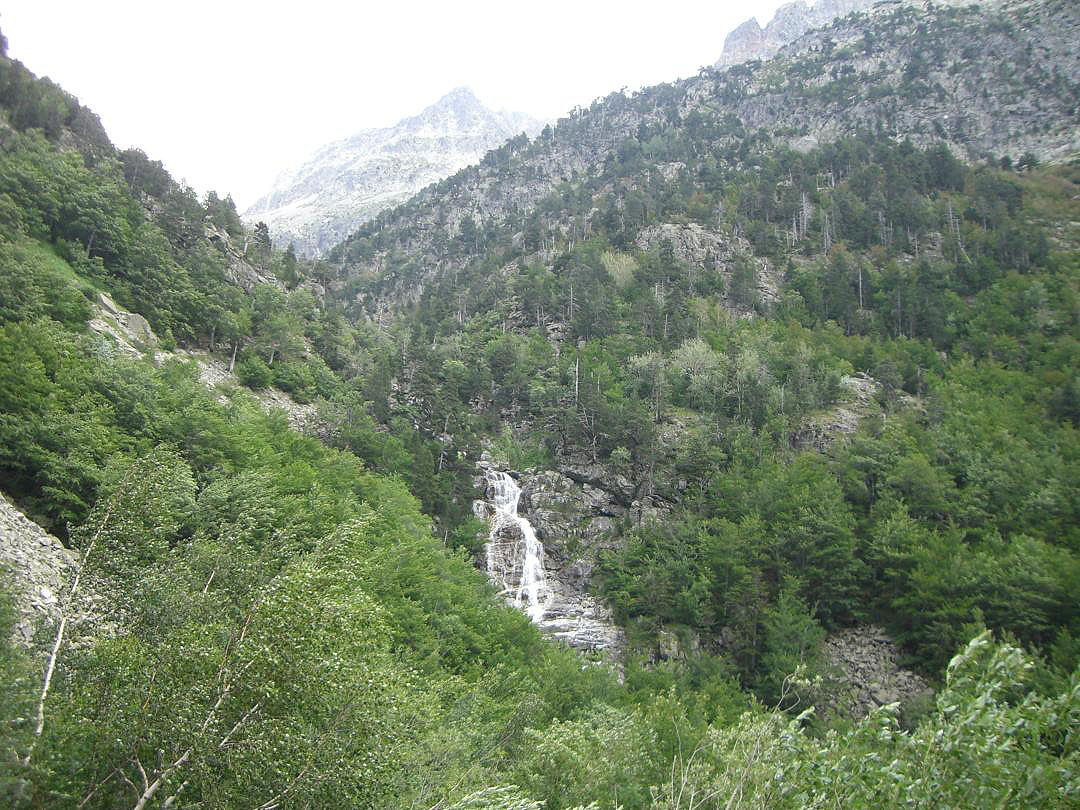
[1,1,788,209]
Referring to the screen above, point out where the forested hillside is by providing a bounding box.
[1,1,1078,808]
[319,0,1080,681]
[331,0,1079,309]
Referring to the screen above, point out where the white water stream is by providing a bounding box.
[484,471,553,623]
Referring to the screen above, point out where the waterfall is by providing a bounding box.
[483,470,552,624]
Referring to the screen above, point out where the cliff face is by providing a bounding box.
[244,88,542,257]
[474,459,627,654]
[716,0,875,68]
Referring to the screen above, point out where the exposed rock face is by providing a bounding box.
[167,349,319,434]
[634,223,783,307]
[89,291,158,354]
[656,628,701,661]
[824,625,933,718]
[471,443,679,656]
[717,0,876,68]
[204,224,282,292]
[0,494,89,649]
[795,372,925,449]
[795,372,881,449]
[474,459,625,655]
[87,288,319,433]
[245,88,542,257]
[718,18,769,69]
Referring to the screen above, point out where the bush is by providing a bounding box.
[235,352,272,389]
[272,360,316,402]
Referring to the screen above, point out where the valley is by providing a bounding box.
[0,1,1078,807]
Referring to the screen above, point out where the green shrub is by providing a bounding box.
[235,351,272,389]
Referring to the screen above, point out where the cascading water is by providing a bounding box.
[483,471,553,623]
[474,463,624,654]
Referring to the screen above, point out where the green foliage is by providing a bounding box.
[0,577,33,806]
[75,448,196,586]
[0,309,610,807]
[234,351,272,388]
[0,24,1078,808]
[39,514,425,809]
[0,319,126,531]
[652,634,1080,809]
[513,705,659,810]
[757,581,826,706]
[317,385,415,480]
[0,238,94,328]
[601,452,862,690]
[446,787,542,810]
[488,425,555,471]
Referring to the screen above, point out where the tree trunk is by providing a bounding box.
[574,354,579,406]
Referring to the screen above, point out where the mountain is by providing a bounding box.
[243,87,542,257]
[2,2,1080,806]
[331,0,1079,313]
[319,0,1080,695]
[716,0,876,67]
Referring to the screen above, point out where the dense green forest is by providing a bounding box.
[334,116,1080,681]
[1,8,1078,808]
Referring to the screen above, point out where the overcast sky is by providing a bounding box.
[1,1,788,209]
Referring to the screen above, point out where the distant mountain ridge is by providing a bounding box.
[715,0,1009,68]
[331,0,1080,314]
[717,0,877,67]
[244,88,542,257]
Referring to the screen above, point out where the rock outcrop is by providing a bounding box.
[204,224,282,292]
[245,88,542,257]
[169,349,319,434]
[89,291,158,355]
[634,223,783,307]
[824,625,933,718]
[87,289,318,434]
[0,494,93,650]
[717,0,875,68]
[795,372,925,450]
[795,372,882,450]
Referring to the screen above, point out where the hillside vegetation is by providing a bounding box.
[0,3,1078,808]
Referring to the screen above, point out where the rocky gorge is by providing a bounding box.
[472,454,932,720]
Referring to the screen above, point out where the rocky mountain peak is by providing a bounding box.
[242,88,542,258]
[429,85,481,110]
[410,86,485,125]
[436,85,478,102]
[716,0,874,67]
